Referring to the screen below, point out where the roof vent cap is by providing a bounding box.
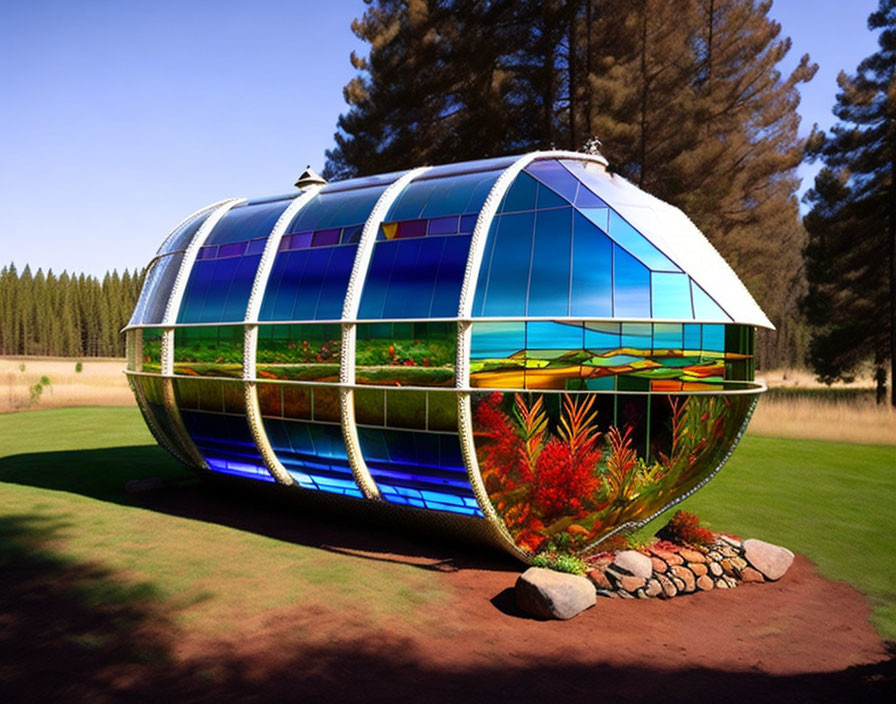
[294,166,327,190]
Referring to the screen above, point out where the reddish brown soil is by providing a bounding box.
[3,483,894,703]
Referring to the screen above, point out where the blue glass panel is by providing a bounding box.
[653,323,683,350]
[584,322,621,350]
[535,183,568,210]
[130,252,184,325]
[465,172,500,213]
[430,234,472,317]
[291,248,334,320]
[571,211,612,317]
[526,160,580,203]
[620,322,652,350]
[527,321,583,350]
[180,410,274,482]
[316,245,357,319]
[206,201,291,246]
[528,207,572,316]
[428,216,458,235]
[425,171,497,217]
[289,186,387,232]
[221,254,262,321]
[261,250,305,321]
[459,214,477,233]
[382,239,440,318]
[471,219,498,316]
[691,280,731,321]
[357,241,398,319]
[358,427,481,515]
[479,212,535,317]
[703,324,725,352]
[158,210,214,255]
[471,322,526,359]
[683,323,702,350]
[613,246,651,318]
[580,207,609,232]
[501,172,539,213]
[264,418,361,497]
[607,210,680,272]
[178,256,243,323]
[388,180,439,221]
[574,186,607,209]
[651,272,693,319]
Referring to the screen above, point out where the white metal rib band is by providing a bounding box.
[243,186,323,486]
[339,166,432,500]
[159,198,246,471]
[454,150,609,560]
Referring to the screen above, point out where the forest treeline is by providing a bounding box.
[0,264,144,358]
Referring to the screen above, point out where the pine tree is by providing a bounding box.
[326,0,815,368]
[803,0,896,405]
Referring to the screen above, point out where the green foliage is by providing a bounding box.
[75,361,83,373]
[18,363,25,372]
[532,551,588,576]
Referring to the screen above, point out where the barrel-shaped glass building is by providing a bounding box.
[126,151,769,560]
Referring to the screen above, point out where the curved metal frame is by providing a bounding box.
[242,187,323,486]
[339,166,432,500]
[159,198,246,470]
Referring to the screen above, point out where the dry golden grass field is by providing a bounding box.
[1,357,893,445]
[0,357,132,413]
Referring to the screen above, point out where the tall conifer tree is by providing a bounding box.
[803,0,896,404]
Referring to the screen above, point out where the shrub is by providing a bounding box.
[656,510,716,546]
[75,361,83,373]
[532,550,588,576]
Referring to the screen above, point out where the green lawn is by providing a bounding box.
[1,407,894,639]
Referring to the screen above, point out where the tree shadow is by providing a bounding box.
[2,453,895,702]
[0,445,519,573]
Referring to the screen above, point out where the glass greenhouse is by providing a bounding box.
[125,151,769,559]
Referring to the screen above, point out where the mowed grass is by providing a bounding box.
[1,407,895,641]
[642,434,896,639]
[0,407,452,639]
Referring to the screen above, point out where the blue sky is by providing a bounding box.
[0,0,882,277]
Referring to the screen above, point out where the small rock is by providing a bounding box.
[588,569,612,591]
[515,568,596,620]
[709,561,723,577]
[696,575,714,591]
[707,550,723,562]
[743,538,795,581]
[645,579,662,598]
[613,550,653,579]
[652,548,684,566]
[656,573,678,598]
[618,575,646,593]
[718,545,740,558]
[670,565,696,593]
[679,548,706,563]
[740,567,765,583]
[722,575,738,588]
[689,562,708,577]
[596,588,618,599]
[671,576,685,592]
[715,578,729,589]
[650,557,668,574]
[730,556,748,571]
[719,534,742,548]
[617,589,635,599]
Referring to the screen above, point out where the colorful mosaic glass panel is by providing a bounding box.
[256,323,342,382]
[355,322,455,387]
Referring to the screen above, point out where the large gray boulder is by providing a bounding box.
[515,567,596,620]
[743,538,795,581]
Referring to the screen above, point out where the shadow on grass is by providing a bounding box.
[1,509,895,703]
[2,457,896,702]
[0,445,518,573]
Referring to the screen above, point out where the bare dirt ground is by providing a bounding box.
[4,480,893,704]
[0,357,132,412]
